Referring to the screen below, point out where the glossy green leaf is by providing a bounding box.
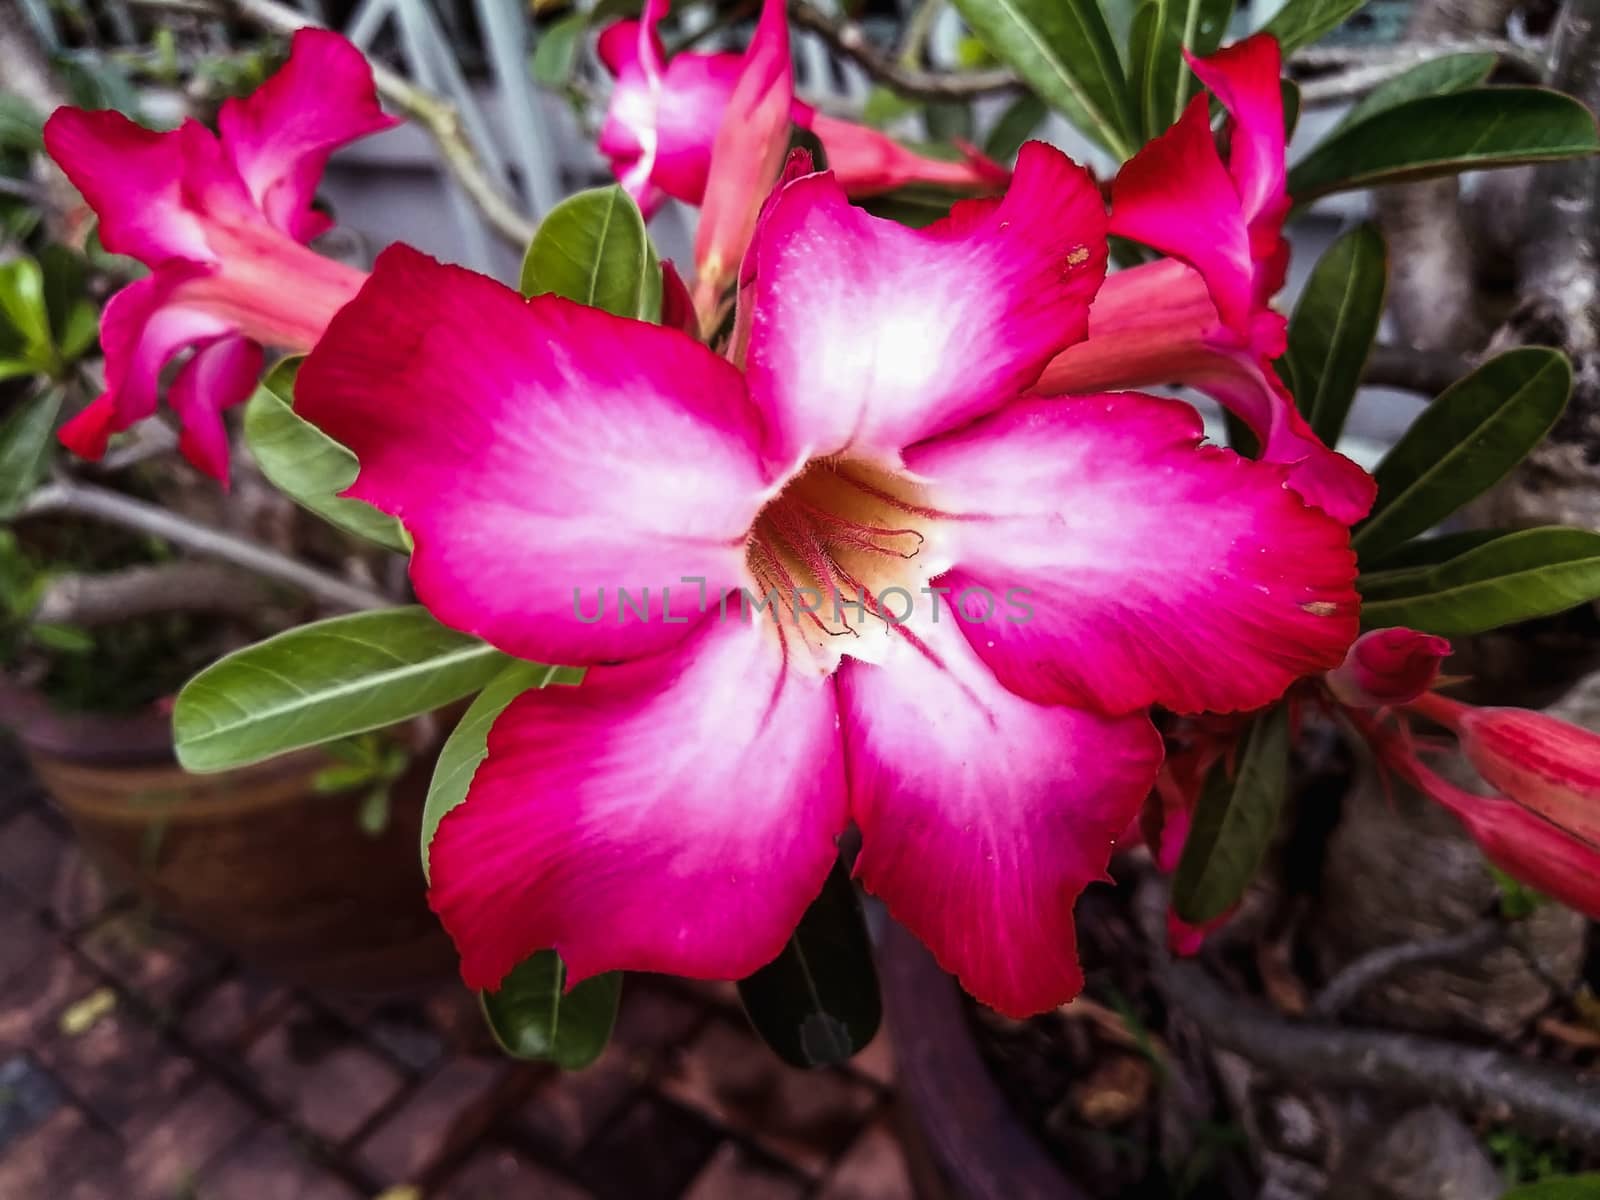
[738,858,882,1068]
[482,951,621,1069]
[1501,1174,1600,1199]
[420,657,579,878]
[1289,88,1600,201]
[520,185,662,320]
[174,607,510,772]
[1261,0,1365,56]
[1354,348,1571,560]
[1284,223,1387,444]
[1172,704,1290,925]
[243,360,409,552]
[38,245,98,363]
[1359,527,1600,636]
[1361,529,1502,572]
[0,387,61,519]
[950,0,1139,159]
[0,94,43,152]
[1331,52,1495,135]
[984,93,1048,160]
[532,10,589,87]
[1131,0,1231,138]
[0,258,55,371]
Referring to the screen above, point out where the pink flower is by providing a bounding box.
[1411,691,1600,849]
[1326,627,1451,708]
[597,0,1007,220]
[1034,35,1375,525]
[1367,717,1600,919]
[296,142,1359,1017]
[43,29,396,483]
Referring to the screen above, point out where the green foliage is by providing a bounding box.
[950,0,1139,158]
[243,360,410,552]
[173,607,512,772]
[1289,88,1600,202]
[1172,705,1290,924]
[0,388,62,518]
[1129,0,1230,139]
[1331,52,1495,134]
[482,952,622,1069]
[984,93,1048,160]
[520,185,663,320]
[1283,223,1386,445]
[1260,0,1367,55]
[738,857,882,1068]
[532,10,590,87]
[1354,349,1572,562]
[1358,527,1600,636]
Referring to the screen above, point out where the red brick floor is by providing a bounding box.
[0,745,917,1199]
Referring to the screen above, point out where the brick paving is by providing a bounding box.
[0,742,915,1199]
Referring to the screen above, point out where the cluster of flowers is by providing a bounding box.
[41,13,1600,1017]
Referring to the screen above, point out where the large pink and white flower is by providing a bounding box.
[43,29,396,483]
[597,0,1007,219]
[297,141,1360,1017]
[1035,35,1375,526]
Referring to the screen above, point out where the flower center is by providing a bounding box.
[743,458,949,672]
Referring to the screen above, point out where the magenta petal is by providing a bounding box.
[841,618,1161,1017]
[1109,97,1255,335]
[166,335,264,483]
[906,392,1360,715]
[217,29,398,243]
[745,141,1107,467]
[651,51,747,204]
[43,111,219,264]
[428,615,848,991]
[295,245,773,666]
[1187,35,1289,247]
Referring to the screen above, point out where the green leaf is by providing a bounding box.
[985,93,1049,160]
[0,94,43,152]
[242,361,409,552]
[0,387,61,519]
[173,606,510,772]
[1284,223,1387,444]
[950,0,1139,159]
[1361,528,1502,572]
[482,951,621,1069]
[532,10,589,87]
[420,657,578,878]
[1353,348,1571,561]
[1502,1174,1600,1199]
[38,244,97,363]
[1261,0,1366,56]
[738,858,882,1068]
[0,258,56,371]
[863,86,922,128]
[1132,0,1231,138]
[519,185,662,321]
[1172,704,1290,925]
[1358,527,1600,636]
[1289,88,1600,202]
[1331,52,1495,135]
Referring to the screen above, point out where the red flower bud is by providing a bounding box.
[1325,627,1451,708]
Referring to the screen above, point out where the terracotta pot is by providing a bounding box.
[2,680,456,992]
[879,920,1085,1200]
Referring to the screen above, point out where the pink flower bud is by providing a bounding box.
[1325,627,1451,708]
[1412,691,1600,848]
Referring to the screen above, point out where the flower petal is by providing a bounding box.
[216,29,398,243]
[428,613,848,991]
[166,335,264,483]
[745,141,1107,467]
[905,391,1360,715]
[43,111,221,264]
[1186,35,1289,248]
[295,244,772,666]
[840,616,1161,1016]
[806,112,1010,196]
[1034,259,1377,525]
[1109,96,1255,334]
